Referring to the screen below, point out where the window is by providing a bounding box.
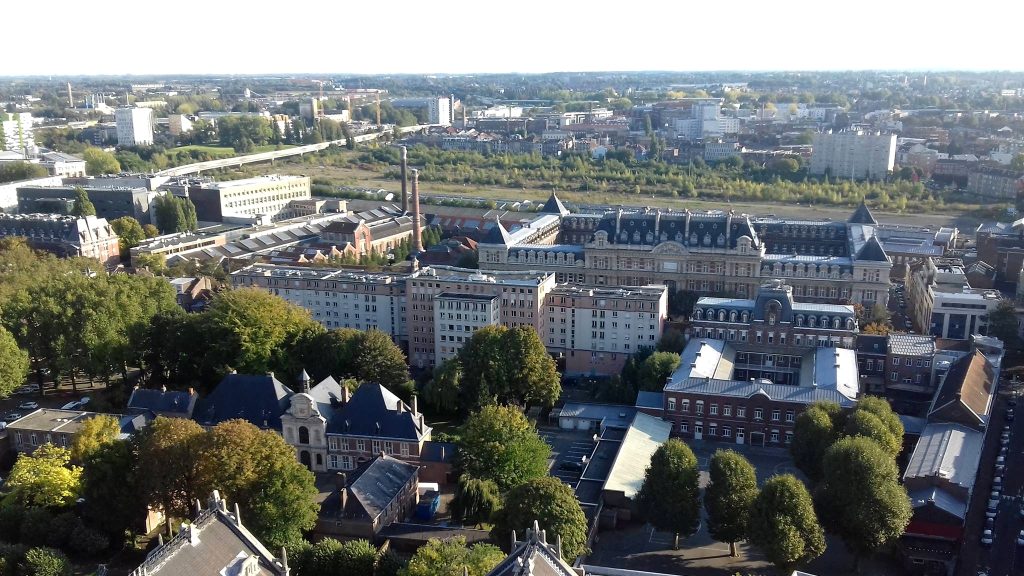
[681,400,690,413]
[329,455,338,469]
[722,427,732,438]
[905,358,913,366]
[668,398,676,411]
[356,439,366,452]
[785,410,795,423]
[342,455,352,470]
[891,371,898,382]
[372,440,382,453]
[737,406,746,418]
[723,405,732,416]
[770,431,779,443]
[754,408,763,421]
[709,424,717,436]
[328,437,339,451]
[696,401,705,415]
[384,441,394,454]
[401,443,410,456]
[785,432,793,444]
[710,404,719,416]
[680,421,689,433]
[892,357,899,366]
[771,410,780,422]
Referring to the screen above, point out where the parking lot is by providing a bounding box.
[1,377,105,427]
[539,428,597,485]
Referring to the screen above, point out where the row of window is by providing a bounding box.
[677,421,793,444]
[667,398,795,422]
[326,436,412,456]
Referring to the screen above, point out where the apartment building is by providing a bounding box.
[17,184,153,223]
[907,257,1000,339]
[966,166,1023,201]
[187,174,311,223]
[479,195,891,309]
[115,107,154,147]
[809,130,897,180]
[434,293,500,364]
[545,285,668,376]
[0,112,35,154]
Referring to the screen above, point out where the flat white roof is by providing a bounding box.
[603,412,672,499]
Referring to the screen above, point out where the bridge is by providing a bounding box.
[154,124,433,177]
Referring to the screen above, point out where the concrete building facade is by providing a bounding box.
[0,213,120,265]
[187,175,310,224]
[809,131,897,180]
[115,107,154,147]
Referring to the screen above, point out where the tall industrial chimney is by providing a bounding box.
[400,146,409,214]
[411,169,423,253]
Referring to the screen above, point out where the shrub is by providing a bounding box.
[19,509,52,547]
[69,524,109,556]
[20,547,71,576]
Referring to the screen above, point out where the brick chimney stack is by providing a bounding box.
[400,146,409,214]
[411,169,423,253]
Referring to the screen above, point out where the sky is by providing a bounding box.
[6,0,1023,76]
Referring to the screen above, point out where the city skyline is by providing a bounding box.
[6,0,1022,77]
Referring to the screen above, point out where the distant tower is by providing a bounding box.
[66,82,73,108]
[400,146,409,214]
[411,169,423,253]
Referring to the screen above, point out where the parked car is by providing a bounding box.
[4,413,22,422]
[559,461,584,473]
[981,529,994,546]
[994,476,1004,490]
[17,402,38,411]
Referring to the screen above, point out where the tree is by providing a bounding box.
[82,147,120,176]
[790,401,842,482]
[817,437,912,564]
[69,414,121,464]
[110,216,146,255]
[447,326,560,412]
[843,396,903,458]
[153,194,199,234]
[638,352,681,391]
[492,477,589,560]
[449,475,501,528]
[70,186,96,217]
[197,420,319,548]
[656,328,686,353]
[0,161,47,184]
[5,445,82,508]
[335,539,380,576]
[869,303,891,325]
[142,223,160,238]
[425,359,462,414]
[988,299,1022,349]
[747,474,825,572]
[202,288,324,376]
[80,439,142,539]
[351,329,410,391]
[636,439,700,549]
[1012,153,1024,172]
[400,537,504,576]
[704,450,759,557]
[458,405,550,492]
[20,547,71,576]
[0,326,29,398]
[861,322,891,335]
[137,417,207,522]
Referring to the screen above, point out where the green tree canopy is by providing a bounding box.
[80,439,142,538]
[82,147,120,176]
[153,194,198,234]
[0,161,47,184]
[448,325,561,412]
[5,445,82,508]
[449,475,501,528]
[400,536,504,576]
[197,419,319,548]
[109,216,146,255]
[137,417,207,521]
[458,405,550,492]
[69,414,121,464]
[0,326,29,398]
[988,299,1022,349]
[492,477,589,560]
[70,186,96,217]
[747,474,825,571]
[704,450,759,556]
[817,436,912,561]
[20,547,71,576]
[638,351,681,391]
[790,401,843,482]
[636,439,700,546]
[351,329,411,391]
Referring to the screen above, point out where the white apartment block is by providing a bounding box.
[429,97,453,126]
[188,175,311,224]
[908,258,1001,340]
[434,292,500,363]
[545,285,668,376]
[704,142,741,162]
[1,112,35,154]
[809,131,896,180]
[115,107,155,147]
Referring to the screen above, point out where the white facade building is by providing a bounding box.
[188,174,311,224]
[433,292,500,363]
[810,131,897,180]
[115,107,155,147]
[1,113,35,154]
[429,97,453,126]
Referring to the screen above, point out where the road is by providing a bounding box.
[153,124,433,176]
[960,381,1024,576]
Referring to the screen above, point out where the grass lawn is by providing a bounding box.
[168,145,236,156]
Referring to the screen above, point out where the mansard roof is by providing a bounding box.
[539,192,570,216]
[849,201,879,225]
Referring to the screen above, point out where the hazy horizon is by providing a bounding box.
[6,0,1022,77]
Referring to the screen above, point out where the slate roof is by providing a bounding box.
[857,334,888,356]
[634,391,664,410]
[849,201,879,225]
[481,218,512,245]
[419,441,456,463]
[855,235,891,262]
[929,350,994,425]
[306,376,346,418]
[539,193,570,216]
[904,422,983,491]
[193,374,294,430]
[889,334,937,357]
[907,486,968,521]
[326,383,429,440]
[330,454,419,522]
[594,210,760,248]
[129,492,286,576]
[127,387,198,418]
